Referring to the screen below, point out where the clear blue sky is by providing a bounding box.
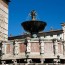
[9,0,65,36]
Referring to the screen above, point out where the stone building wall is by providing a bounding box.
[0,0,8,41]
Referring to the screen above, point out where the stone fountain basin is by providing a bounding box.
[21,20,47,34]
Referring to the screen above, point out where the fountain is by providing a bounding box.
[21,10,47,37]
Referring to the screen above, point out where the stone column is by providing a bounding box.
[40,39,44,55]
[15,42,19,55]
[27,38,31,53]
[26,38,31,64]
[54,39,58,55]
[39,38,45,64]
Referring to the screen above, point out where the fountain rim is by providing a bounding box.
[21,20,47,25]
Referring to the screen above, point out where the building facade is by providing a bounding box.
[0,0,8,41]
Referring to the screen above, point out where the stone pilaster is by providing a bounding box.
[15,42,19,55]
[27,39,31,53]
[40,39,44,55]
[54,39,58,55]
[2,42,5,55]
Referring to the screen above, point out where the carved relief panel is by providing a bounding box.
[31,43,40,52]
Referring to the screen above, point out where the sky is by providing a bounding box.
[8,0,65,36]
